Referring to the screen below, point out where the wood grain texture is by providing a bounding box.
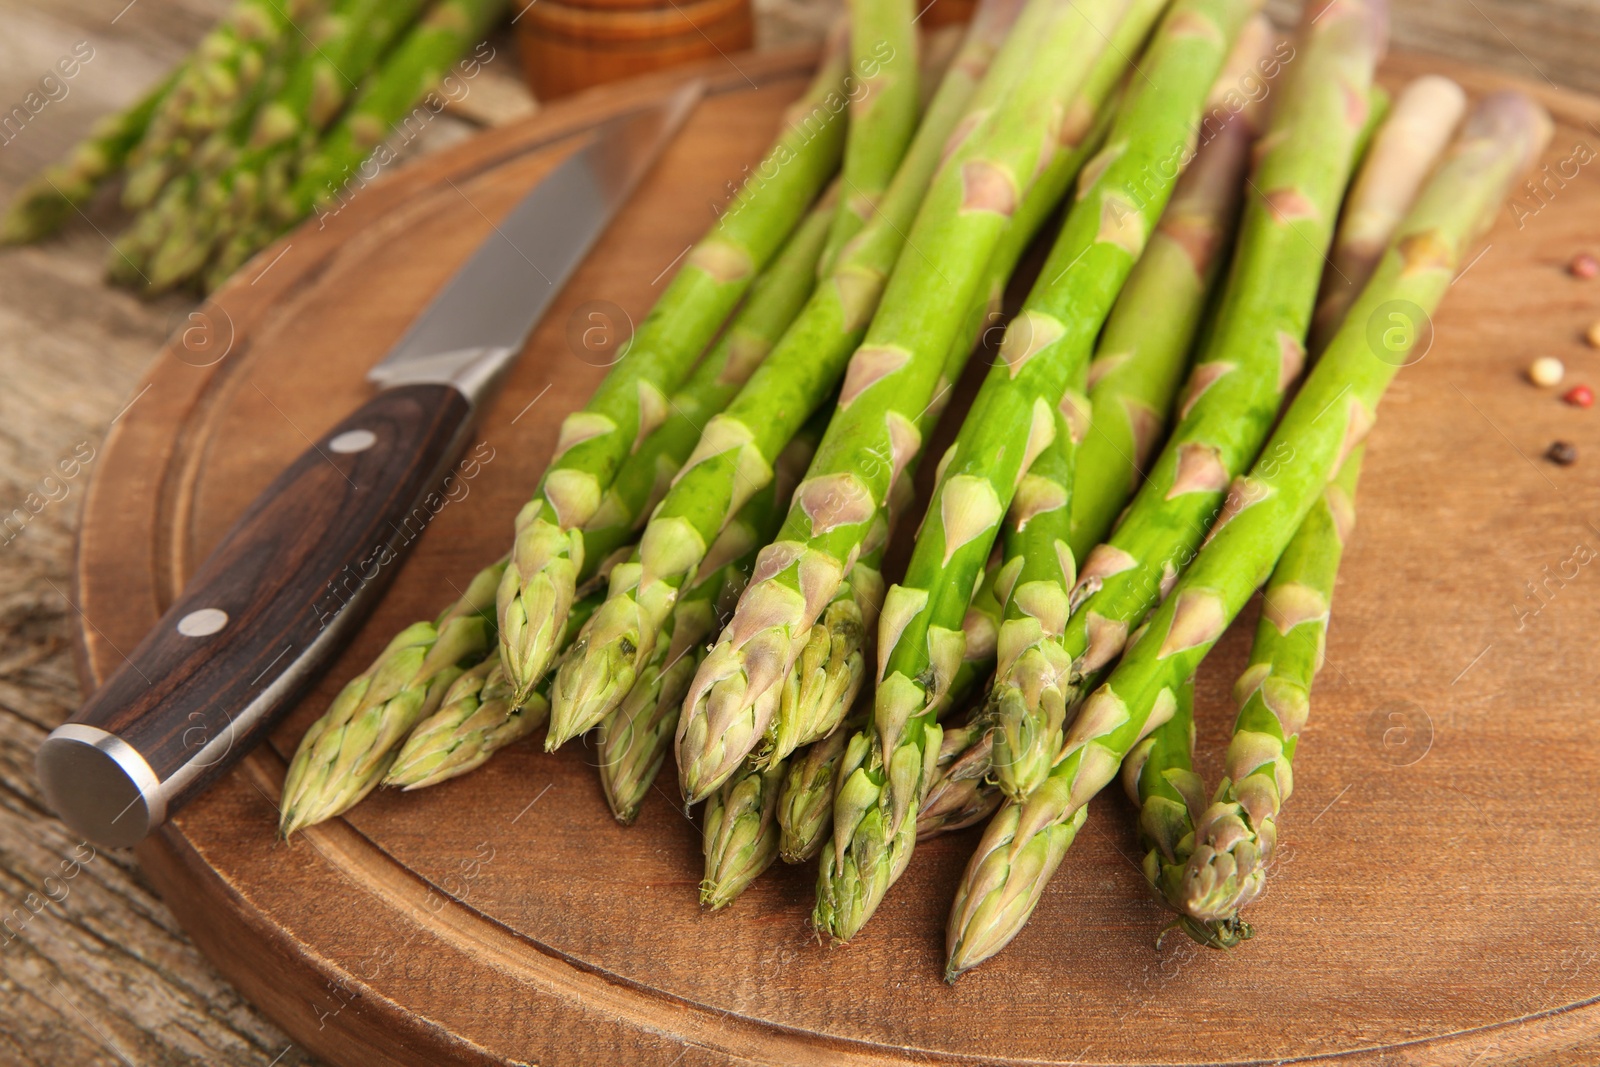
[59,43,1600,1067]
[3,1,1600,1064]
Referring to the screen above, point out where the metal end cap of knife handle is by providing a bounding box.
[36,725,164,849]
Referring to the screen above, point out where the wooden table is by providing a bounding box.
[0,1,1596,1064]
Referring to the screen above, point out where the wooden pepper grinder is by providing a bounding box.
[514,0,757,99]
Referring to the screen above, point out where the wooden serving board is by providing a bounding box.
[73,46,1600,1067]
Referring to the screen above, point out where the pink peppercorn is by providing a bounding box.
[1570,253,1600,279]
[1564,384,1594,408]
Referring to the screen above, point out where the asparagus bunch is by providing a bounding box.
[144,0,432,289]
[944,87,1551,978]
[280,562,504,835]
[495,43,850,708]
[123,0,321,210]
[547,0,1027,751]
[217,0,511,285]
[817,0,1255,943]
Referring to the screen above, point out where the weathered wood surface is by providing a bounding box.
[5,1,1600,1064]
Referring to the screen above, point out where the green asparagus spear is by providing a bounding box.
[545,192,840,747]
[1174,446,1364,928]
[776,710,863,863]
[1067,29,1265,561]
[382,660,531,789]
[817,0,1252,942]
[1122,675,1246,946]
[701,755,789,909]
[280,562,504,835]
[495,37,850,708]
[383,595,603,790]
[1309,75,1466,351]
[944,87,1551,979]
[821,0,921,270]
[1,70,181,245]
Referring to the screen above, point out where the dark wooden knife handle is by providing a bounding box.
[37,383,473,847]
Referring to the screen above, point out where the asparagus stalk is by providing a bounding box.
[545,193,839,746]
[701,755,789,909]
[820,0,921,271]
[548,0,1027,747]
[280,563,505,835]
[1066,44,1263,562]
[382,660,529,789]
[379,593,603,790]
[595,419,824,822]
[0,70,181,245]
[494,39,850,709]
[1164,448,1364,935]
[1026,0,1383,791]
[1121,675,1247,946]
[944,88,1551,979]
[816,0,1251,943]
[776,711,863,863]
[1309,75,1466,351]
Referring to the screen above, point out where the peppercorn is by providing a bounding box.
[1570,253,1600,279]
[1564,384,1594,408]
[1547,440,1579,466]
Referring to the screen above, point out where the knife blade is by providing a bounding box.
[37,81,704,849]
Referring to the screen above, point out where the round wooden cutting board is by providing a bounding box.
[72,45,1600,1067]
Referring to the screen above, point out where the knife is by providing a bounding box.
[37,80,704,849]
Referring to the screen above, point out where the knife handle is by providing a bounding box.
[37,383,474,847]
